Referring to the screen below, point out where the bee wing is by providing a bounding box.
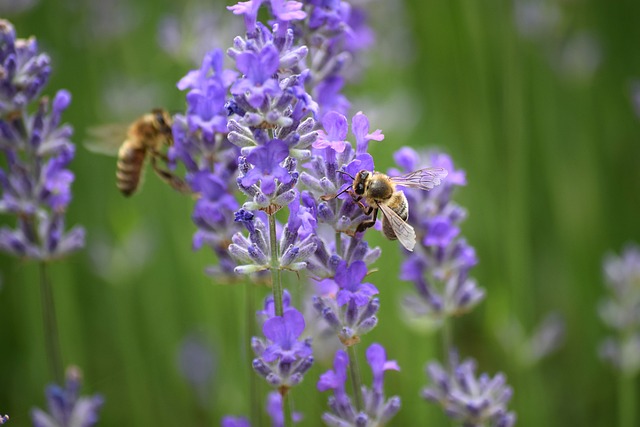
[390,167,448,191]
[377,202,416,252]
[84,123,130,156]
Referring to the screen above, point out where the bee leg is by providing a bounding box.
[351,195,374,215]
[356,207,378,233]
[150,154,192,194]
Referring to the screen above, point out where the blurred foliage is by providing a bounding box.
[1,0,640,426]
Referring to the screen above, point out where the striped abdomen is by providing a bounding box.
[381,191,409,240]
[116,142,147,197]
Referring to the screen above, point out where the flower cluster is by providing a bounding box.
[318,343,401,426]
[0,415,7,424]
[423,352,516,427]
[598,244,640,376]
[0,20,84,260]
[31,366,103,427]
[393,148,484,324]
[252,303,315,392]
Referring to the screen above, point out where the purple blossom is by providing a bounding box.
[227,0,263,34]
[335,260,378,307]
[262,309,312,363]
[241,139,292,194]
[270,0,307,24]
[31,366,104,427]
[313,111,349,153]
[0,415,7,424]
[231,44,282,109]
[423,352,516,427]
[352,111,384,155]
[318,343,401,426]
[252,305,314,389]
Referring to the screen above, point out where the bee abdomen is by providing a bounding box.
[116,145,146,197]
[382,192,409,240]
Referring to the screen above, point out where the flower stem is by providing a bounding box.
[283,392,293,427]
[618,371,636,427]
[347,344,364,412]
[268,213,284,317]
[245,284,262,427]
[335,231,342,257]
[441,316,453,368]
[39,262,63,383]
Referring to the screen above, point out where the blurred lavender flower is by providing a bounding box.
[392,148,484,326]
[0,414,7,424]
[513,0,561,41]
[252,305,314,391]
[424,352,516,427]
[31,366,104,427]
[598,244,640,376]
[0,20,84,260]
[177,332,216,407]
[222,417,251,427]
[158,2,243,65]
[498,312,566,368]
[318,343,401,426]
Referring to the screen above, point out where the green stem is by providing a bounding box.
[347,345,364,412]
[245,284,262,427]
[618,369,636,427]
[283,392,293,427]
[335,231,342,257]
[441,316,453,369]
[39,262,63,383]
[268,213,284,317]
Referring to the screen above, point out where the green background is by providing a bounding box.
[1,0,639,425]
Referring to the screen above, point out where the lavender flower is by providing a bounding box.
[423,352,516,427]
[312,260,380,346]
[31,366,104,427]
[599,244,640,376]
[318,343,401,426]
[394,148,484,324]
[252,305,314,390]
[0,20,84,260]
[0,415,7,424]
[229,207,316,274]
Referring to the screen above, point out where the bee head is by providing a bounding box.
[353,170,370,195]
[152,109,172,134]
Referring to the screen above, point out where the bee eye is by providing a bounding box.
[156,114,166,127]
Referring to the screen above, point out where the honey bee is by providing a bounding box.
[326,167,448,251]
[86,109,190,196]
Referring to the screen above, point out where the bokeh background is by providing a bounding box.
[1,0,640,425]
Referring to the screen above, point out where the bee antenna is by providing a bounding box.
[337,170,355,180]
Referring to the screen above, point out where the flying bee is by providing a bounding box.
[324,167,448,251]
[86,108,190,197]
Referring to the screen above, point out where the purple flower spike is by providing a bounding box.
[335,261,379,307]
[313,111,349,153]
[262,309,312,363]
[31,366,103,427]
[317,349,349,395]
[241,139,292,194]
